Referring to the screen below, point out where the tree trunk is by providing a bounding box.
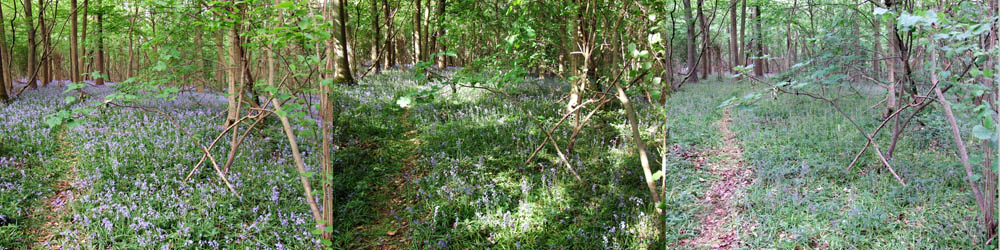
[739,0,746,66]
[614,79,662,213]
[0,4,10,101]
[872,9,881,81]
[697,0,710,78]
[383,0,393,69]
[785,0,796,71]
[729,0,738,73]
[682,0,699,82]
[226,18,240,127]
[70,0,80,84]
[413,0,423,62]
[332,0,355,85]
[216,29,225,91]
[433,0,446,68]
[39,0,50,87]
[96,11,105,85]
[372,0,381,73]
[80,0,89,81]
[25,0,38,89]
[753,5,763,77]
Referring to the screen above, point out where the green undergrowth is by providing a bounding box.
[731,83,990,249]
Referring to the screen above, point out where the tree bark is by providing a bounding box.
[785,0,796,71]
[413,0,423,62]
[372,0,381,73]
[753,5,763,76]
[70,0,80,84]
[697,0,710,78]
[614,79,662,212]
[25,0,38,89]
[729,0,738,73]
[383,0,393,68]
[872,8,881,81]
[0,4,10,101]
[332,0,355,85]
[739,0,746,66]
[39,0,50,87]
[96,11,105,85]
[226,15,240,126]
[682,0,699,82]
[433,0,446,68]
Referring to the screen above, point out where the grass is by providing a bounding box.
[0,87,71,248]
[730,82,989,249]
[0,73,992,249]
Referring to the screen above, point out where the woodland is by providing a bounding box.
[0,0,997,249]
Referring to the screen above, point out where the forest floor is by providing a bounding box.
[684,108,754,249]
[28,128,80,249]
[363,109,422,249]
[0,73,990,249]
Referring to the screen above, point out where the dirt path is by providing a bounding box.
[29,128,81,249]
[685,108,753,249]
[364,110,422,249]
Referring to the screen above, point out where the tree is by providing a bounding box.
[372,0,381,73]
[25,0,38,89]
[752,4,763,76]
[39,0,49,87]
[0,4,9,102]
[71,0,81,85]
[95,5,105,85]
[682,0,699,82]
[729,0,738,72]
[331,0,355,85]
[432,0,446,68]
[383,0,393,68]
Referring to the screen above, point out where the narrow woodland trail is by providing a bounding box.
[685,108,754,249]
[30,129,82,249]
[365,109,422,249]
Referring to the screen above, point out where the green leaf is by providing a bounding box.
[65,96,77,104]
[973,125,994,140]
[301,128,315,138]
[45,115,63,128]
[275,1,294,9]
[302,171,315,178]
[652,170,665,181]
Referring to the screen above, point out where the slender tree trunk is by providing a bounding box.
[0,4,10,101]
[872,10,881,81]
[226,17,240,126]
[25,0,38,89]
[70,0,80,84]
[729,0,738,73]
[785,0,796,71]
[614,79,662,213]
[383,0,393,69]
[39,0,49,87]
[433,0,446,68]
[80,0,89,81]
[216,29,225,91]
[753,5,763,76]
[413,0,422,62]
[372,0,381,73]
[126,4,138,79]
[739,0,746,66]
[697,0,710,78]
[332,0,355,85]
[96,11,105,85]
[682,0,699,82]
